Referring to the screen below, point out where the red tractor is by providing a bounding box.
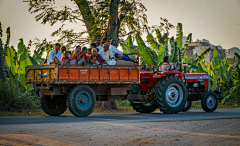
[130,67,218,114]
[25,54,218,117]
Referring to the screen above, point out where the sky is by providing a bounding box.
[0,0,240,54]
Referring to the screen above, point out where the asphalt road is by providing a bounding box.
[0,108,240,145]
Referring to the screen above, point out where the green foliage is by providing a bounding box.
[28,0,148,46]
[169,37,177,63]
[119,35,138,54]
[0,78,40,112]
[5,47,17,74]
[176,23,183,51]
[136,33,154,65]
[212,48,227,83]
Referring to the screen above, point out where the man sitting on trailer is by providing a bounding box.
[47,43,62,65]
[99,43,114,61]
[161,56,169,72]
[109,39,126,57]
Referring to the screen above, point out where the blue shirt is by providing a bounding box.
[121,56,133,62]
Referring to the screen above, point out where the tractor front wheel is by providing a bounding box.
[182,101,192,112]
[154,76,187,114]
[201,91,218,112]
[67,85,96,117]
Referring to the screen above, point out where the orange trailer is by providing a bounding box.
[25,63,140,117]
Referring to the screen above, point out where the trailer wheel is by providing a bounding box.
[67,85,96,117]
[41,95,67,116]
[154,76,187,114]
[133,103,157,113]
[182,101,192,112]
[201,91,218,112]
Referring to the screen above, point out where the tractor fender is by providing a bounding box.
[36,87,45,100]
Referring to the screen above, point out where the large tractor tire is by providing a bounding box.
[182,101,192,112]
[133,103,157,113]
[201,91,218,112]
[41,95,67,116]
[154,76,187,114]
[67,85,96,117]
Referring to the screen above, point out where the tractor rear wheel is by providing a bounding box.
[41,95,67,116]
[67,85,96,117]
[154,76,187,114]
[201,91,218,112]
[133,103,157,113]
[182,101,192,112]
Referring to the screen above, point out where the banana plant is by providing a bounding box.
[119,35,138,54]
[136,33,155,66]
[223,52,240,102]
[5,46,17,74]
[211,48,227,83]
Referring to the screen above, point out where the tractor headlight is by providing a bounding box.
[193,83,199,88]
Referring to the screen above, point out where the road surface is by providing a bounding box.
[0,108,240,145]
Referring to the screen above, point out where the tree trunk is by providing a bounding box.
[103,0,120,41]
[0,47,7,83]
[74,0,102,42]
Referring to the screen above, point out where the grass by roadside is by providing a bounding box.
[0,101,239,117]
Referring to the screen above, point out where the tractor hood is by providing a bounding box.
[184,73,209,91]
[184,73,209,80]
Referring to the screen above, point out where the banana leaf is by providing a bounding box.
[207,63,214,76]
[187,63,198,69]
[196,63,205,73]
[234,52,240,68]
[210,72,219,91]
[176,23,183,51]
[146,33,163,64]
[5,47,17,74]
[199,59,208,72]
[29,56,38,65]
[169,37,178,63]
[126,35,133,47]
[192,48,211,64]
[17,38,26,56]
[17,39,33,88]
[184,33,192,48]
[182,55,189,63]
[155,28,164,44]
[119,39,132,54]
[136,33,154,65]
[212,48,227,83]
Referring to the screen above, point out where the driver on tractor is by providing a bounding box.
[161,56,169,72]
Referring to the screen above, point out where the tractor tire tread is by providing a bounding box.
[154,76,187,114]
[67,85,96,117]
[41,95,67,116]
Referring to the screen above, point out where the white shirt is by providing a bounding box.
[99,49,113,61]
[161,62,168,72]
[96,46,103,51]
[109,45,123,57]
[47,49,61,64]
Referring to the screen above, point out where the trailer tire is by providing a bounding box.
[36,87,45,100]
[182,101,192,112]
[201,91,218,112]
[154,76,187,114]
[67,85,96,117]
[41,95,67,116]
[133,103,157,113]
